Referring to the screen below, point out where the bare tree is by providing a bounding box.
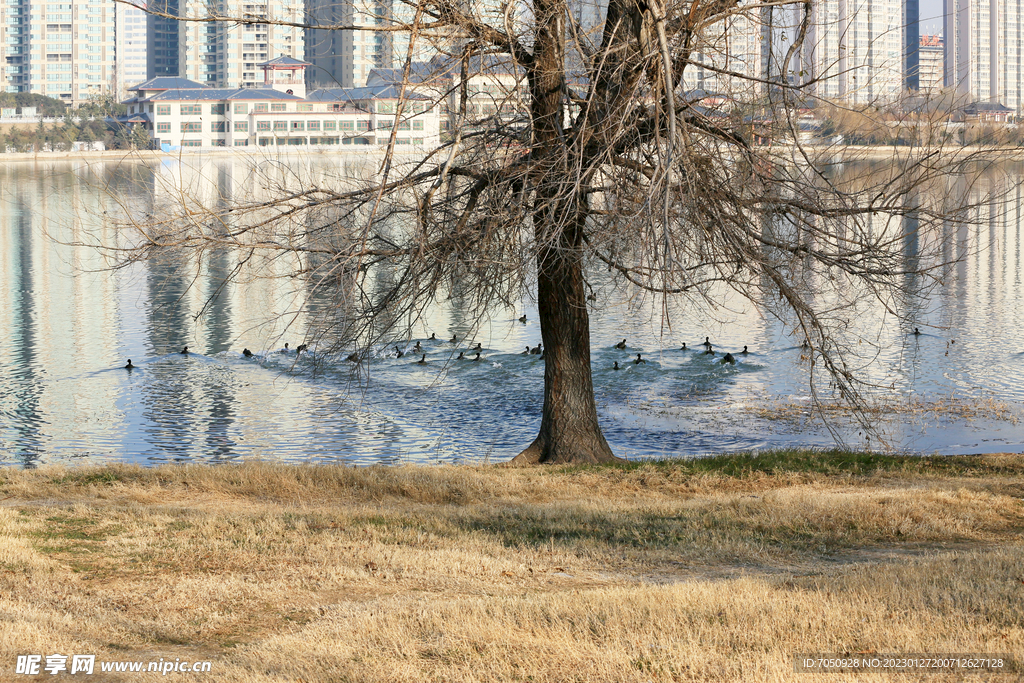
[112,0,995,464]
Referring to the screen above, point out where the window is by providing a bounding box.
[211,121,227,132]
[339,121,354,130]
[211,103,225,115]
[378,102,394,113]
[357,120,371,131]
[296,103,313,111]
[233,103,248,114]
[377,120,393,130]
[180,140,202,147]
[396,138,410,145]
[290,121,304,131]
[211,139,226,147]
[180,104,201,116]
[234,121,248,132]
[307,120,320,131]
[271,102,287,112]
[413,138,423,145]
[273,121,288,131]
[181,122,201,132]
[397,121,410,131]
[234,140,249,146]
[323,120,337,131]
[254,103,267,113]
[157,122,170,133]
[413,120,424,131]
[156,105,170,116]
[257,121,271,131]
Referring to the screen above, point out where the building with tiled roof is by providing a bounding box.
[118,58,440,151]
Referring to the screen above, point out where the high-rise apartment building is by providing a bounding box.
[116,1,149,96]
[173,0,304,88]
[147,0,180,79]
[802,0,904,105]
[945,0,1024,112]
[917,35,944,92]
[305,0,393,88]
[3,0,118,105]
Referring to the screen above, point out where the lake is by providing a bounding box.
[1,155,1022,467]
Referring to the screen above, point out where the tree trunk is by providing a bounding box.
[509,229,623,465]
[508,0,623,465]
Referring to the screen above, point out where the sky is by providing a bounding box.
[920,0,944,36]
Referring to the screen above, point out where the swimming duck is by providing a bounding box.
[296,343,308,353]
[613,361,620,370]
[741,346,748,355]
[415,354,427,364]
[470,342,482,352]
[722,353,735,365]
[457,351,465,360]
[346,352,359,362]
[913,328,921,335]
[704,346,715,356]
[413,341,423,353]
[634,353,647,364]
[680,342,687,351]
[521,346,530,354]
[395,346,404,358]
[124,359,135,370]
[615,339,627,349]
[518,315,527,323]
[281,343,289,353]
[242,348,253,358]
[703,337,711,348]
[530,344,542,355]
[180,346,189,355]
[449,334,457,344]
[472,352,482,361]
[430,333,437,340]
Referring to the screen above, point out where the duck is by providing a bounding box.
[741,345,748,355]
[413,341,423,353]
[722,352,735,365]
[449,334,457,344]
[346,352,359,362]
[429,333,437,340]
[472,352,482,361]
[703,336,712,348]
[913,327,921,335]
[124,359,135,370]
[530,344,542,355]
[180,346,189,355]
[613,361,620,370]
[395,346,404,358]
[281,343,289,353]
[242,348,253,358]
[470,342,482,352]
[634,353,647,364]
[521,346,530,354]
[704,346,715,356]
[457,351,465,360]
[615,339,627,349]
[518,315,527,323]
[296,343,308,353]
[415,354,427,364]
[801,340,809,349]
[680,342,687,351]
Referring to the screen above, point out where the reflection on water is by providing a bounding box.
[0,157,1022,467]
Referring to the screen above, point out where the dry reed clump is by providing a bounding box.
[0,457,1022,681]
[746,395,1020,424]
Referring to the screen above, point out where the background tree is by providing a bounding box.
[118,0,992,464]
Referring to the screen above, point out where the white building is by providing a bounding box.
[917,35,944,93]
[305,0,393,89]
[803,0,904,105]
[681,5,780,99]
[945,0,1024,112]
[120,57,441,150]
[3,0,119,105]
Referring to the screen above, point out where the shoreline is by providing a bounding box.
[1,143,1024,164]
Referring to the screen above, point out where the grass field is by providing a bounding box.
[1,451,1021,681]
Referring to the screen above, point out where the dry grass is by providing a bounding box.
[0,455,1022,681]
[746,395,1020,424]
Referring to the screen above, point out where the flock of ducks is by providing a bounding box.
[610,337,748,370]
